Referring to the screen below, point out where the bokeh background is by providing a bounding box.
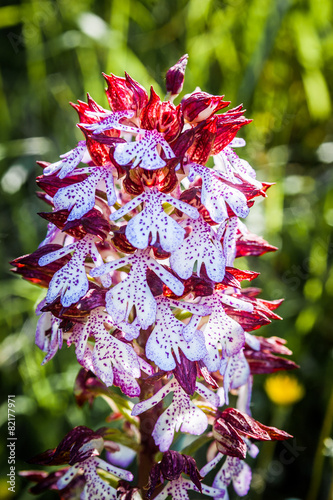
[0,0,332,499]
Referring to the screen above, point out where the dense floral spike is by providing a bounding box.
[15,55,295,500]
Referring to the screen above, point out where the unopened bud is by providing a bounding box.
[181,91,230,123]
[166,54,188,97]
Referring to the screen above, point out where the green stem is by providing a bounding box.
[306,387,333,500]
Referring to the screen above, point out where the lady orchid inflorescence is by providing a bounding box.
[13,55,298,499]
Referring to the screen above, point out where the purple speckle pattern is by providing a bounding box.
[57,456,133,499]
[39,235,103,307]
[91,250,184,328]
[145,297,207,370]
[202,293,246,373]
[53,167,117,221]
[219,146,259,184]
[212,456,252,497]
[132,378,218,452]
[188,163,249,222]
[153,475,225,499]
[170,215,225,281]
[44,140,87,179]
[83,109,137,134]
[114,129,175,170]
[67,307,140,391]
[110,188,198,253]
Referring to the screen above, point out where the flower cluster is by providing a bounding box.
[13,55,297,499]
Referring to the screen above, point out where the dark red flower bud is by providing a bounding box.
[28,426,104,466]
[147,451,202,498]
[71,93,107,124]
[41,286,106,320]
[214,408,292,458]
[211,106,252,155]
[181,91,230,123]
[140,87,183,142]
[146,269,164,297]
[235,227,278,258]
[39,208,112,241]
[244,349,299,374]
[165,54,188,97]
[213,417,248,458]
[163,271,214,300]
[216,267,260,291]
[103,72,148,115]
[10,245,71,288]
[186,118,217,164]
[78,124,118,166]
[112,225,137,254]
[36,172,87,198]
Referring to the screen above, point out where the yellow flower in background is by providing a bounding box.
[265,374,305,406]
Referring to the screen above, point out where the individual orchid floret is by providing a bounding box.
[39,235,105,307]
[147,450,202,498]
[35,307,62,364]
[113,129,175,170]
[90,249,184,328]
[110,187,199,253]
[132,378,219,452]
[165,54,188,98]
[146,451,224,499]
[67,307,141,392]
[26,426,133,499]
[145,297,208,371]
[57,455,133,499]
[200,452,252,500]
[170,215,225,281]
[212,456,252,500]
[201,290,253,373]
[53,166,117,221]
[188,163,249,223]
[43,140,87,179]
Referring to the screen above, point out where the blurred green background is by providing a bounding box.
[0,0,332,499]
